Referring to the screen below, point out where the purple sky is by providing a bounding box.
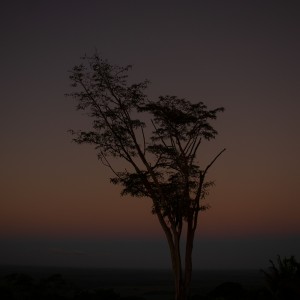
[1,1,300,269]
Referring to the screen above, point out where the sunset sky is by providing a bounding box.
[1,1,300,269]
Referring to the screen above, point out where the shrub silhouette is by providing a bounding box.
[0,273,35,299]
[261,255,300,299]
[74,288,120,300]
[0,273,77,300]
[208,282,246,300]
[0,272,144,299]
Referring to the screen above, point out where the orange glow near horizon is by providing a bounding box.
[1,1,300,262]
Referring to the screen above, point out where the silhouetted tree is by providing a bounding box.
[67,53,225,300]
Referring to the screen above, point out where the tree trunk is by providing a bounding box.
[168,231,192,300]
[184,218,195,298]
[174,234,183,300]
[172,249,187,300]
[157,213,195,300]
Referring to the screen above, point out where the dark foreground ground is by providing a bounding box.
[0,265,282,299]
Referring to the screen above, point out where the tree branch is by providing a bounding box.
[203,148,226,176]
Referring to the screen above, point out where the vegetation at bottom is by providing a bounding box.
[1,256,299,300]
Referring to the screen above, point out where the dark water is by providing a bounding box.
[0,265,265,298]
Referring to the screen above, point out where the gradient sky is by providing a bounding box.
[1,1,300,269]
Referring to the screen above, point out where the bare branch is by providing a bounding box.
[98,152,121,178]
[141,125,146,156]
[203,148,226,176]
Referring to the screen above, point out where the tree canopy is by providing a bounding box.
[67,53,225,300]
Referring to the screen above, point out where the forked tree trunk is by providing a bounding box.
[166,228,195,300]
[184,217,195,296]
[154,192,206,300]
[171,243,191,300]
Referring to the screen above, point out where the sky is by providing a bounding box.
[0,0,300,270]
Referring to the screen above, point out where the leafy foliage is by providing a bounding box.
[261,255,300,299]
[67,53,224,227]
[67,53,225,300]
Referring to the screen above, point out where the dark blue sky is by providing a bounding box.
[1,1,300,269]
